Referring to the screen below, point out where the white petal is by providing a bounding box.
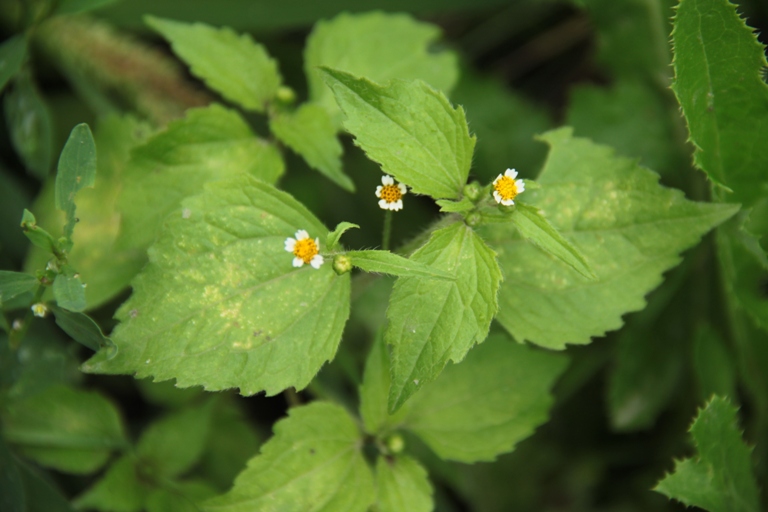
[382,175,394,185]
[315,237,320,249]
[493,190,502,203]
[375,186,383,198]
[378,199,389,210]
[295,229,309,240]
[284,238,296,252]
[394,199,403,210]
[292,257,304,267]
[516,179,525,193]
[502,198,515,206]
[493,174,502,185]
[505,168,518,179]
[310,255,324,269]
[398,183,407,195]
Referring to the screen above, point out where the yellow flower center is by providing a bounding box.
[380,184,403,203]
[293,238,319,264]
[494,176,518,201]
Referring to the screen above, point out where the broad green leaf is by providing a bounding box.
[322,68,475,200]
[672,0,768,205]
[146,16,281,112]
[84,176,350,396]
[118,104,284,251]
[395,334,567,462]
[436,197,474,213]
[0,437,24,512]
[17,461,76,512]
[4,72,53,179]
[0,271,37,304]
[347,250,454,280]
[203,402,375,512]
[137,400,215,478]
[54,0,119,15]
[0,35,26,93]
[510,202,594,279]
[385,221,501,411]
[326,221,359,250]
[481,128,738,349]
[24,115,150,309]
[305,12,458,124]
[269,103,353,191]
[3,385,126,474]
[374,455,433,512]
[52,271,87,312]
[655,396,760,512]
[55,123,97,242]
[74,455,147,512]
[694,325,737,401]
[135,378,202,408]
[49,304,111,351]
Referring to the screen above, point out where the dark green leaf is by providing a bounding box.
[4,72,53,180]
[694,325,737,401]
[52,270,87,312]
[0,271,38,304]
[347,250,455,280]
[49,304,111,351]
[55,123,97,241]
[18,462,76,512]
[0,35,26,93]
[20,209,57,254]
[54,0,120,15]
[0,437,24,512]
[74,455,148,512]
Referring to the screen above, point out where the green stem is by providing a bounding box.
[382,210,393,251]
[9,284,45,350]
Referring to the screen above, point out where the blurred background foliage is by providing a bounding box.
[1,0,767,510]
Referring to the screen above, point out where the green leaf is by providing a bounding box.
[118,104,284,251]
[203,402,374,512]
[480,128,738,349]
[17,461,77,512]
[0,35,26,93]
[694,325,737,401]
[146,482,218,512]
[385,221,501,411]
[374,455,433,512]
[137,400,215,478]
[305,12,458,125]
[359,331,396,435]
[4,72,53,180]
[74,455,148,512]
[672,0,768,205]
[3,385,126,474]
[52,270,87,312]
[655,396,760,512]
[0,437,25,512]
[436,197,474,213]
[326,221,359,250]
[55,123,97,242]
[347,250,454,280]
[510,202,594,279]
[270,103,353,191]
[49,304,111,351]
[146,16,281,112]
[84,176,350,396]
[321,68,475,200]
[0,271,37,305]
[20,209,57,254]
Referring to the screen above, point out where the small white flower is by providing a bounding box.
[492,168,525,206]
[284,229,323,269]
[31,303,48,318]
[375,175,407,211]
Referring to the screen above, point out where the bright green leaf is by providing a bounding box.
[672,0,768,205]
[374,455,433,512]
[347,250,454,280]
[118,104,284,251]
[305,12,458,125]
[321,68,475,200]
[52,270,87,312]
[385,221,501,411]
[84,176,350,396]
[436,197,474,213]
[0,271,37,304]
[146,16,281,112]
[49,304,111,351]
[481,128,738,349]
[203,402,374,512]
[55,123,97,241]
[510,202,594,279]
[270,103,353,191]
[3,385,126,474]
[4,72,53,180]
[74,455,147,512]
[326,221,359,249]
[0,35,26,93]
[655,396,760,512]
[137,400,215,478]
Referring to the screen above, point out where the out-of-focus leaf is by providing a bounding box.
[54,0,120,15]
[694,325,737,401]
[0,271,37,304]
[74,455,148,512]
[374,455,433,512]
[0,35,26,93]
[0,166,32,262]
[18,462,76,512]
[0,437,24,512]
[4,72,53,180]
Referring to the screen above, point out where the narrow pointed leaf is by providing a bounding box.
[347,250,454,280]
[326,221,359,250]
[270,103,354,191]
[436,197,474,213]
[385,221,501,411]
[0,35,26,92]
[203,402,375,512]
[305,12,458,124]
[511,202,594,279]
[322,68,475,200]
[146,16,281,112]
[84,176,350,396]
[4,72,53,179]
[55,123,97,241]
[0,271,37,304]
[20,209,56,254]
[481,128,738,349]
[374,455,433,512]
[49,305,111,351]
[655,396,760,512]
